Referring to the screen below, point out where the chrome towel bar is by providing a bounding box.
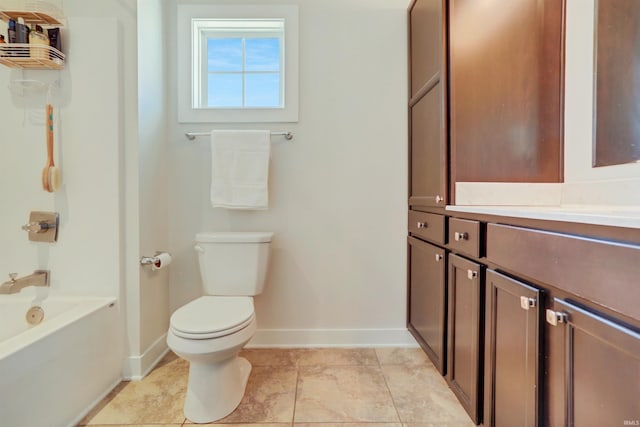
[185,131,293,141]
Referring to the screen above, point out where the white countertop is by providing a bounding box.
[446,205,640,229]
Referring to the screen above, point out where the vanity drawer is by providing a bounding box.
[487,223,640,321]
[448,218,481,257]
[409,211,445,245]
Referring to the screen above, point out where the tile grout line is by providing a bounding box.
[376,351,405,425]
[291,362,301,426]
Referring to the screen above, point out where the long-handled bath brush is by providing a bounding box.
[42,103,60,192]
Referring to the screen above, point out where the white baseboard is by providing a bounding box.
[122,333,169,380]
[247,328,418,348]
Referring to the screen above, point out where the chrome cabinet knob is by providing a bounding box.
[454,231,469,241]
[435,254,443,262]
[417,221,428,229]
[467,269,478,280]
[435,195,443,204]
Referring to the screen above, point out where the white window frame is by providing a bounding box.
[177,4,299,123]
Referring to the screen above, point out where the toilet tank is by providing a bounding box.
[195,232,273,296]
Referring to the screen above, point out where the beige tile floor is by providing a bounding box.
[78,348,474,427]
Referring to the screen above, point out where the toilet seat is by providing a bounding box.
[170,296,255,339]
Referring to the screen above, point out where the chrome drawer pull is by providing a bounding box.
[546,309,568,326]
[454,231,469,241]
[520,296,537,310]
[417,221,428,229]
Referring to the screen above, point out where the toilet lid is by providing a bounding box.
[170,296,255,339]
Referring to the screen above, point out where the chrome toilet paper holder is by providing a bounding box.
[140,252,171,268]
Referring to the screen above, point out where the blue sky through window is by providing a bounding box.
[207,38,242,72]
[207,37,281,108]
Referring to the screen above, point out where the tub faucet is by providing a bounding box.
[0,270,50,294]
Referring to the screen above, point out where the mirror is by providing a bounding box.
[593,0,640,167]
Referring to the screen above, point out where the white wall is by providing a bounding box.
[133,0,171,376]
[65,0,171,379]
[0,17,121,298]
[168,0,412,346]
[563,0,640,205]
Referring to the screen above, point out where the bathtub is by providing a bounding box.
[0,293,122,427]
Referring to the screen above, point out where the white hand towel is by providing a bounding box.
[210,130,271,209]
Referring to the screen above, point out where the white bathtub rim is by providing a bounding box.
[0,295,116,360]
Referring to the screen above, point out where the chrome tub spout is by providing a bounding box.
[0,270,50,294]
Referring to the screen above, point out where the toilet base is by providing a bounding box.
[184,356,252,423]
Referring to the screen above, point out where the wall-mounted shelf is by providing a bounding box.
[0,43,64,69]
[0,3,65,70]
[0,10,61,25]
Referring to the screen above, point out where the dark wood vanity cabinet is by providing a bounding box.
[546,299,640,427]
[486,222,640,427]
[408,236,447,374]
[409,213,640,427]
[484,270,542,427]
[447,254,483,424]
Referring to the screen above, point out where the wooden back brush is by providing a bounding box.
[42,103,60,192]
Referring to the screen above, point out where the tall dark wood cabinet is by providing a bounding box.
[407,0,450,376]
[448,0,565,191]
[408,0,448,208]
[447,254,483,424]
[484,270,542,427]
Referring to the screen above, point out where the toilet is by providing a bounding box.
[167,231,273,423]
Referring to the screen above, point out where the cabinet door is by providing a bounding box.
[409,83,446,207]
[449,0,564,185]
[447,254,483,424]
[409,0,443,97]
[484,270,542,427]
[408,236,447,374]
[546,299,640,427]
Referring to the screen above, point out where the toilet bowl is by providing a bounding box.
[167,296,257,423]
[167,232,273,423]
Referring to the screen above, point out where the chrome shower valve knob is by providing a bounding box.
[21,221,51,233]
